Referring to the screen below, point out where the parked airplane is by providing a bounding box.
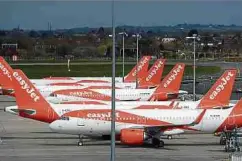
[43,56,152,83]
[0,57,163,97]
[47,58,166,89]
[0,55,151,87]
[49,69,238,110]
[49,63,187,101]
[49,98,242,147]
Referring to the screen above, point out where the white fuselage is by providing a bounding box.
[31,77,124,85]
[49,108,236,137]
[52,88,188,102]
[32,80,137,89]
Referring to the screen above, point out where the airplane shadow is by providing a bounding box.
[167,143,220,146]
[1,136,78,140]
[30,132,57,134]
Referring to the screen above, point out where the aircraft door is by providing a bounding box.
[137,116,147,125]
[77,112,85,126]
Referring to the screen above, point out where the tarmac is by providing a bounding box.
[0,96,234,161]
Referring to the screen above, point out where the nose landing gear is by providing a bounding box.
[77,135,84,146]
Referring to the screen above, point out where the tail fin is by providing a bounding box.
[230,98,242,116]
[0,57,14,89]
[11,69,58,123]
[215,98,242,132]
[198,69,237,109]
[124,56,151,82]
[156,63,185,93]
[138,59,166,88]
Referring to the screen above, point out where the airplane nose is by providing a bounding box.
[49,121,62,132]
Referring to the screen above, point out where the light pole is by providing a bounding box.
[186,35,197,101]
[110,0,115,161]
[118,32,128,82]
[132,33,141,88]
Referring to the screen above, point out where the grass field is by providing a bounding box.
[11,64,221,79]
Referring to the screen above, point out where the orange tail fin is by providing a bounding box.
[198,69,237,109]
[230,98,242,116]
[124,56,151,82]
[139,59,166,87]
[156,63,185,93]
[0,57,14,89]
[11,69,58,123]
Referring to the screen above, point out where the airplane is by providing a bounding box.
[0,55,151,87]
[0,58,165,96]
[49,63,188,101]
[0,57,164,97]
[47,58,166,89]
[48,98,242,147]
[49,69,238,110]
[4,69,238,144]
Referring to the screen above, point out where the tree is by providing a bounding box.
[0,30,6,36]
[97,44,107,56]
[159,43,165,50]
[106,46,111,57]
[188,29,198,37]
[97,27,105,38]
[29,30,40,38]
[139,39,152,55]
[57,44,72,57]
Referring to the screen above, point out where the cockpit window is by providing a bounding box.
[60,116,70,120]
[50,93,57,97]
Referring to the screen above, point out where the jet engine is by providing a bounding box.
[120,128,149,145]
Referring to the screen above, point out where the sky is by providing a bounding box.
[0,1,242,30]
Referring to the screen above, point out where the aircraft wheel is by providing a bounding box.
[167,135,172,140]
[159,140,165,147]
[152,138,162,148]
[78,141,83,146]
[220,138,226,145]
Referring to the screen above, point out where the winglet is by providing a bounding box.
[198,69,237,109]
[138,59,166,88]
[124,56,151,82]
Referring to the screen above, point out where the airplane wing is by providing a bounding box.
[120,109,206,147]
[129,109,206,131]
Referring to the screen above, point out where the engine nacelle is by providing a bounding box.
[163,129,184,135]
[120,128,148,145]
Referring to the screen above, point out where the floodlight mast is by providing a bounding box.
[186,35,197,101]
[132,33,141,88]
[110,0,116,161]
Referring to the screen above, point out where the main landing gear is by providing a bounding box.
[78,135,84,146]
[151,138,164,148]
[167,135,173,140]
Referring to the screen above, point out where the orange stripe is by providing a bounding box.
[64,109,172,126]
